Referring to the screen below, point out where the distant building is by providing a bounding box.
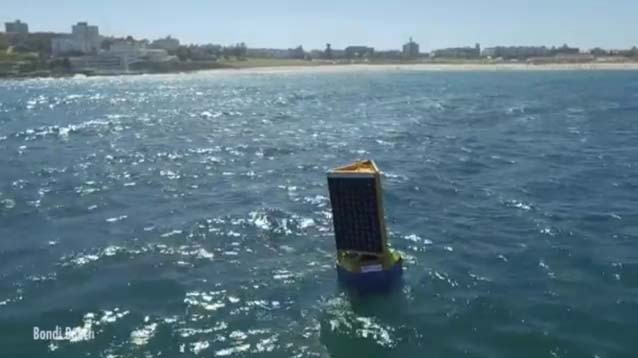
[331,49,346,59]
[52,37,79,55]
[65,37,175,73]
[374,50,403,60]
[432,43,480,59]
[5,20,29,34]
[109,39,170,62]
[589,48,609,57]
[402,37,420,58]
[550,44,580,56]
[245,48,291,59]
[72,22,100,52]
[151,36,180,52]
[109,40,146,57]
[345,46,374,58]
[51,22,101,56]
[609,47,638,57]
[69,55,123,72]
[482,46,549,59]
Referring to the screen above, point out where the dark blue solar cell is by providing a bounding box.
[327,176,384,253]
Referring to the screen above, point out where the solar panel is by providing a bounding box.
[327,161,387,254]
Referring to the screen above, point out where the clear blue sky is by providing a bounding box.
[2,0,636,51]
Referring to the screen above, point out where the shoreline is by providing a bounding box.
[205,62,638,75]
[3,61,638,80]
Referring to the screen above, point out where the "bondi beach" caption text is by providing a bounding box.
[33,326,95,341]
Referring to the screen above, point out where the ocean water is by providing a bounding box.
[0,69,636,358]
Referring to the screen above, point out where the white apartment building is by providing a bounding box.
[51,22,101,56]
[109,40,171,62]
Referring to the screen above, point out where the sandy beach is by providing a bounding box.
[7,61,638,80]
[207,62,638,75]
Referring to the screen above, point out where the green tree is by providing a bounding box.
[101,38,114,50]
[48,57,72,72]
[238,42,247,60]
[324,43,333,59]
[289,45,305,59]
[176,46,192,61]
[231,43,245,60]
[0,33,8,51]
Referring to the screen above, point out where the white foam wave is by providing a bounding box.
[215,343,251,356]
[191,340,210,354]
[106,215,127,223]
[160,229,183,238]
[130,322,158,346]
[323,295,397,348]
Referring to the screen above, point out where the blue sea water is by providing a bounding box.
[0,69,636,357]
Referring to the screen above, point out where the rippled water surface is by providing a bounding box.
[0,70,637,357]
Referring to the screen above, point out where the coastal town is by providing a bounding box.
[1,18,638,77]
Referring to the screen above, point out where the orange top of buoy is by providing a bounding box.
[330,160,379,174]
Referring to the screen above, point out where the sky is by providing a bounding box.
[1,0,637,51]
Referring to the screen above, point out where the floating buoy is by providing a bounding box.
[327,160,402,290]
